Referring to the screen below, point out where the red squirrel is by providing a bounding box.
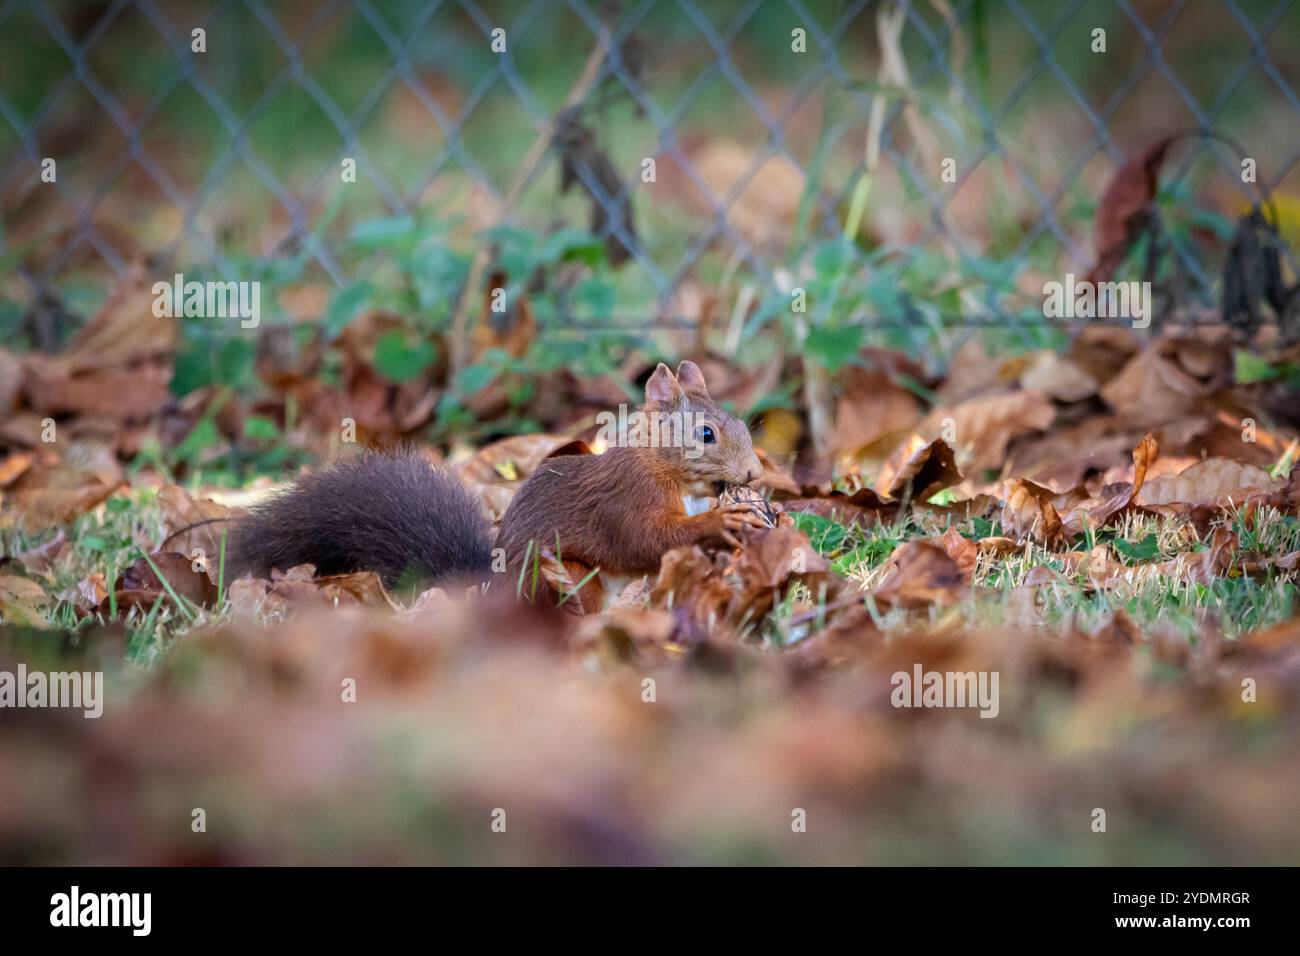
[229,361,765,610]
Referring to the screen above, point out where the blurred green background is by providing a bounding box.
[2,0,1298,367]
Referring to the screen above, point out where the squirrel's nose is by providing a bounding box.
[742,455,762,484]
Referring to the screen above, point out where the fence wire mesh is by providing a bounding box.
[1,0,1298,342]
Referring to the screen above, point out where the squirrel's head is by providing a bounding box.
[640,360,762,492]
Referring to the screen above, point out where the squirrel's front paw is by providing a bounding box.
[716,501,768,548]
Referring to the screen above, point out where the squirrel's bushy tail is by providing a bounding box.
[228,451,494,590]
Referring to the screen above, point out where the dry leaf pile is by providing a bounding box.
[3,281,1300,863]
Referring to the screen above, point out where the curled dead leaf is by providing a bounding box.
[227,577,269,619]
[1023,565,1064,587]
[1087,136,1175,283]
[572,606,678,668]
[876,436,964,501]
[752,448,801,497]
[976,536,1022,558]
[872,539,970,608]
[938,526,979,577]
[1000,479,1065,547]
[829,362,925,463]
[61,572,108,612]
[1060,432,1158,532]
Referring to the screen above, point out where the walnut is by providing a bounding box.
[718,484,788,528]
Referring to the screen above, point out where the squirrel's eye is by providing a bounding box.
[700,425,716,445]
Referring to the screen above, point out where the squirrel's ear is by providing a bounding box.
[675,360,709,397]
[645,362,681,404]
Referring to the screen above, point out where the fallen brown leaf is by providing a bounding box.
[829,362,924,463]
[650,545,732,632]
[315,572,397,609]
[157,484,238,575]
[976,536,1022,558]
[752,448,801,497]
[876,436,964,501]
[1016,351,1099,403]
[1086,136,1175,283]
[458,434,591,485]
[0,452,34,487]
[20,271,176,420]
[61,572,108,612]
[1063,326,1143,387]
[872,539,970,607]
[781,486,899,527]
[117,551,217,610]
[2,463,118,532]
[1136,458,1284,507]
[0,574,53,626]
[917,390,1055,476]
[1100,336,1233,427]
[1060,432,1158,532]
[727,526,835,623]
[999,479,1066,546]
[12,530,70,576]
[938,526,979,577]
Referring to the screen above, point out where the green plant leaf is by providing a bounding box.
[791,512,849,555]
[243,415,280,440]
[373,330,437,383]
[1234,351,1279,384]
[349,215,418,249]
[455,362,497,395]
[324,281,373,339]
[804,324,864,373]
[173,418,220,464]
[1114,533,1160,562]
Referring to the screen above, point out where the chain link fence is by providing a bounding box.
[2,0,1298,342]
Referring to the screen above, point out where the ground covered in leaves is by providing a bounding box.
[3,279,1300,864]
